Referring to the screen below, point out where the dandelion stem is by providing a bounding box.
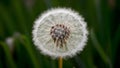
[59,57,63,68]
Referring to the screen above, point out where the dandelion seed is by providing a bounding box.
[6,37,14,52]
[32,8,88,58]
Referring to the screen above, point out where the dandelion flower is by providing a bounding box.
[32,8,88,58]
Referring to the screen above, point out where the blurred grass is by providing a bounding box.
[0,0,120,68]
[0,42,16,68]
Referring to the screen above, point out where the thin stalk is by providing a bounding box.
[59,57,63,68]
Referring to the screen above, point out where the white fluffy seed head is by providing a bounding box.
[32,8,88,59]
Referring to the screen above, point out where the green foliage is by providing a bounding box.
[0,0,119,68]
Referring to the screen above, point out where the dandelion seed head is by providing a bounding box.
[32,8,88,58]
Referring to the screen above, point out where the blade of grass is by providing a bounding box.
[0,46,3,68]
[80,42,95,68]
[0,19,5,39]
[14,37,24,68]
[19,35,41,68]
[0,5,15,35]
[112,24,120,63]
[90,29,112,68]
[0,41,16,68]
[100,0,112,61]
[10,0,29,34]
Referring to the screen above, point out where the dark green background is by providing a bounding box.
[0,0,120,68]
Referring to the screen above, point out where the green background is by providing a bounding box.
[0,0,120,68]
